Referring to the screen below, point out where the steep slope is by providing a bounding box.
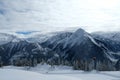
[92,33,120,61]
[92,32,120,52]
[43,29,104,60]
[41,32,72,49]
[42,28,120,70]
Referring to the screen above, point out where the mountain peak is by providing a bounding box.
[72,28,86,37]
[75,28,85,34]
[76,28,85,32]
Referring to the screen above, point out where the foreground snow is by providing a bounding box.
[0,69,81,80]
[0,64,120,80]
[0,69,45,80]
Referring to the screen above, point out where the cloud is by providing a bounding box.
[0,0,120,32]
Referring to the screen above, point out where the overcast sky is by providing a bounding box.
[0,0,120,32]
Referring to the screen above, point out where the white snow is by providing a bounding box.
[87,34,101,47]
[1,64,120,80]
[0,69,45,80]
[0,68,82,80]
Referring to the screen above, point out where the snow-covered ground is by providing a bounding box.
[0,64,120,80]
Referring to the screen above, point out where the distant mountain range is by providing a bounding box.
[0,28,120,71]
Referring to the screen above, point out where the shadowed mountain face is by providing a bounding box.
[43,29,105,60]
[0,28,120,71]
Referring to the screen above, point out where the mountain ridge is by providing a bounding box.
[0,28,120,71]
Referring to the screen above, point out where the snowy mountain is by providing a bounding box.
[43,29,103,60]
[0,33,20,45]
[0,28,120,71]
[42,28,120,70]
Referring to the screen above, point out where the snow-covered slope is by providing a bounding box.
[0,67,120,80]
[0,33,17,45]
[92,32,120,62]
[0,69,82,80]
[0,69,45,80]
[92,32,120,42]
